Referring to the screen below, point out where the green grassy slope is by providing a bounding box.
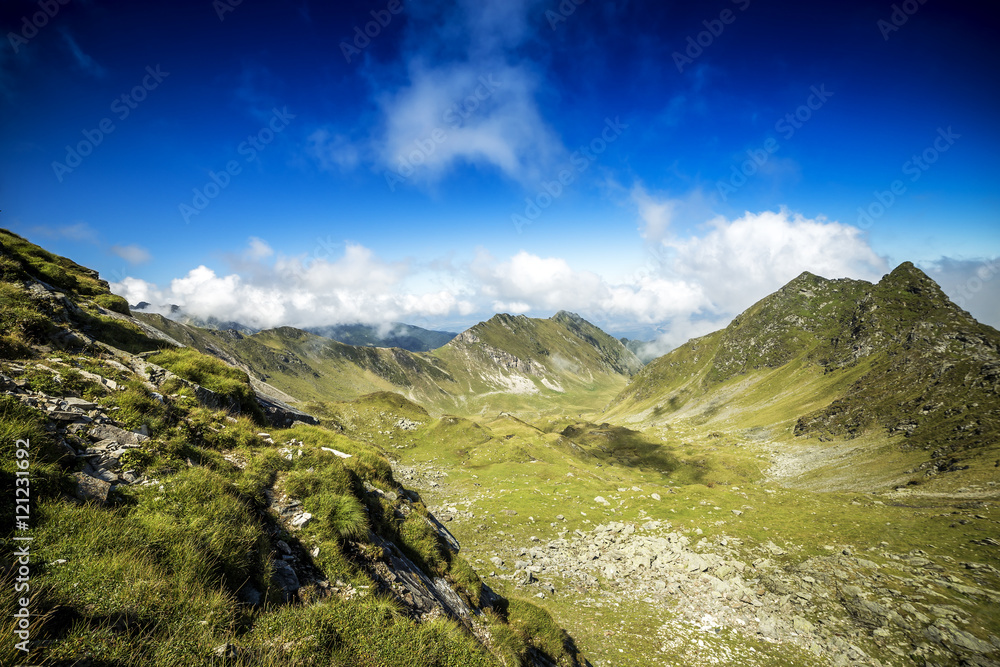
[137,310,643,419]
[0,231,590,667]
[605,264,1000,491]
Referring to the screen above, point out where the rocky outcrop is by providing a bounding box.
[483,519,1000,666]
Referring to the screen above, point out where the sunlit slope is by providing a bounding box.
[605,264,1000,489]
[138,310,643,417]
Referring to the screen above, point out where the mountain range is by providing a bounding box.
[3,227,999,666]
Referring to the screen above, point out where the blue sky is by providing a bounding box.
[2,0,998,346]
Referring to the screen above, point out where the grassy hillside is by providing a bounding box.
[605,264,1000,492]
[0,229,589,667]
[136,310,642,419]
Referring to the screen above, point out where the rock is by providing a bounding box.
[651,493,661,501]
[73,472,112,503]
[793,617,815,634]
[595,496,610,506]
[490,556,504,569]
[290,512,313,528]
[732,509,743,516]
[272,561,300,600]
[88,424,148,446]
[61,397,98,410]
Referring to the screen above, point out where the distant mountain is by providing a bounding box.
[135,309,642,416]
[619,337,657,364]
[306,322,457,352]
[605,263,1000,483]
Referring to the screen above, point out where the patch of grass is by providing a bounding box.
[92,292,131,315]
[0,396,74,532]
[507,599,587,666]
[100,381,172,434]
[147,347,266,424]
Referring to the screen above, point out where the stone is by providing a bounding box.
[595,496,610,506]
[272,561,300,599]
[290,512,313,528]
[62,397,97,410]
[732,509,743,516]
[73,472,112,503]
[793,617,815,634]
[490,556,504,569]
[88,424,148,446]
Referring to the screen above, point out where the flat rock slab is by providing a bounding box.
[88,424,149,446]
[73,472,112,503]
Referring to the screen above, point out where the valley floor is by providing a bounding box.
[381,423,1000,667]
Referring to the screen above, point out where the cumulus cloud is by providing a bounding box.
[661,207,887,314]
[115,240,475,330]
[113,201,896,358]
[378,59,562,185]
[313,0,564,186]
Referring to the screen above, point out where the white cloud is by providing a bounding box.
[244,237,273,261]
[113,240,473,330]
[312,0,564,187]
[378,60,562,185]
[113,201,898,359]
[110,244,151,266]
